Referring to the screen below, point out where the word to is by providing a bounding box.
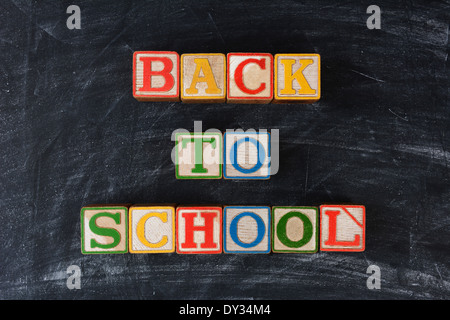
[80,204,365,254]
[133,52,320,104]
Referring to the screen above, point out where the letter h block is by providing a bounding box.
[176,206,223,254]
[227,53,273,104]
[133,51,180,101]
[80,205,129,254]
[274,54,320,103]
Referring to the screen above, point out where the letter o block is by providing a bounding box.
[80,206,128,254]
[129,205,175,253]
[176,206,223,254]
[133,51,180,101]
[272,207,318,253]
[274,54,320,103]
[181,53,226,103]
[227,53,273,104]
[223,206,271,253]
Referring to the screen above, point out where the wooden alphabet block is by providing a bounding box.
[320,205,366,252]
[175,132,222,179]
[223,131,270,179]
[133,51,180,101]
[274,54,320,103]
[181,53,226,103]
[223,206,271,253]
[80,205,128,254]
[272,206,318,253]
[128,205,175,253]
[176,206,223,254]
[227,53,273,104]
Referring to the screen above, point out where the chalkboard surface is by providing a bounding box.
[1,0,449,300]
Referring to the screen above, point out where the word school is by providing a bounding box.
[133,52,320,103]
[80,204,365,254]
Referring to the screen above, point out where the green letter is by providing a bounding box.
[89,212,121,249]
[277,211,313,248]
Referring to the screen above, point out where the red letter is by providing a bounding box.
[324,210,360,246]
[138,56,174,92]
[181,211,217,249]
[234,58,266,94]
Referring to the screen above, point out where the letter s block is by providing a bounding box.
[80,205,128,254]
[133,51,180,101]
[227,53,273,104]
[274,54,320,103]
[129,205,175,253]
[176,206,223,254]
[181,54,226,103]
[320,205,366,252]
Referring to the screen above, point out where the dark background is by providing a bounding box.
[0,0,449,300]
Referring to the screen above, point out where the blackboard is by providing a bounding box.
[1,0,449,302]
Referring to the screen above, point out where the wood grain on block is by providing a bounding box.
[175,132,222,179]
[80,206,128,254]
[133,51,180,101]
[320,205,366,252]
[272,207,318,253]
[181,53,226,103]
[227,53,273,104]
[223,131,270,179]
[223,206,271,253]
[129,205,175,253]
[274,54,320,103]
[176,206,222,254]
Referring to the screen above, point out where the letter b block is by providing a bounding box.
[272,207,318,253]
[227,53,273,104]
[223,206,271,253]
[176,206,223,254]
[274,54,320,103]
[133,51,180,101]
[181,54,226,103]
[81,206,128,254]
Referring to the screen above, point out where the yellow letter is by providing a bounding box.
[186,58,221,94]
[136,212,168,248]
[280,59,316,95]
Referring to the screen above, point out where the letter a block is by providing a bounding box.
[129,205,175,253]
[274,54,320,103]
[272,207,318,253]
[133,51,180,101]
[181,53,226,103]
[223,131,270,179]
[320,205,366,252]
[223,206,271,253]
[175,132,222,179]
[227,53,273,104]
[81,206,128,254]
[176,206,222,254]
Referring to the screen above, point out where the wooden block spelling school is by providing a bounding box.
[133,52,320,103]
[81,204,365,254]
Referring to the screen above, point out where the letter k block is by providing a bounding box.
[176,206,223,254]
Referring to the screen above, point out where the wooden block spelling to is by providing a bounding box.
[176,206,222,254]
[129,205,175,253]
[227,53,273,104]
[175,132,222,179]
[181,53,226,103]
[320,205,366,252]
[274,54,320,103]
[223,206,271,253]
[80,205,129,254]
[133,51,180,101]
[272,206,318,253]
[223,131,271,179]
